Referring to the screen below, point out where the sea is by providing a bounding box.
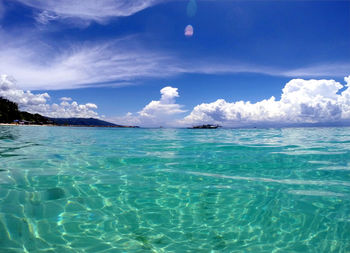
[0,126,349,252]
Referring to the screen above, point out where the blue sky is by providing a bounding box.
[0,0,349,126]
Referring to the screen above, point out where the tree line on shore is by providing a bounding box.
[0,97,138,127]
[0,97,51,124]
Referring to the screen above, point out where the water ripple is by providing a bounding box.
[0,126,349,252]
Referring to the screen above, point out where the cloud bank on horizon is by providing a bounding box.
[184,75,350,127]
[109,75,350,127]
[0,75,98,118]
[2,73,350,127]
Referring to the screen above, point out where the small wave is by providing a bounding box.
[317,166,350,171]
[271,151,347,155]
[288,190,345,197]
[205,185,232,189]
[164,169,350,187]
[308,161,335,165]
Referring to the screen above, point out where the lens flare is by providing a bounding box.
[184,25,194,37]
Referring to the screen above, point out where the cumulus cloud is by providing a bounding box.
[139,86,184,117]
[60,97,72,101]
[0,74,51,111]
[15,0,164,24]
[108,77,350,127]
[109,112,142,127]
[183,76,350,127]
[110,86,186,127]
[5,74,349,127]
[48,101,98,118]
[0,74,99,118]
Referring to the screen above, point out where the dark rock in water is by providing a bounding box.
[190,124,221,129]
[44,188,66,200]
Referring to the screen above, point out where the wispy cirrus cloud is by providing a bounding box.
[0,31,179,90]
[1,24,349,91]
[187,60,350,78]
[14,0,165,24]
[35,10,59,25]
[283,64,350,78]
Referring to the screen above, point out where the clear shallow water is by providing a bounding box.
[0,126,349,253]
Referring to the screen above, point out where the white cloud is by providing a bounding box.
[1,27,349,91]
[5,73,350,127]
[0,74,99,118]
[109,112,142,127]
[60,97,72,101]
[15,0,164,24]
[48,100,98,118]
[0,74,50,109]
[106,77,350,127]
[0,33,183,90]
[139,86,184,117]
[109,86,186,127]
[188,61,350,79]
[0,1,348,91]
[283,64,350,78]
[35,10,59,25]
[183,76,350,127]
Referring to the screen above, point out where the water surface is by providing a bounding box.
[0,126,349,252]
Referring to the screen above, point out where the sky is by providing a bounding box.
[0,0,350,127]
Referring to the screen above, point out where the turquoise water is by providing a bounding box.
[0,126,349,252]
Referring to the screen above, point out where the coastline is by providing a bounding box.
[0,123,138,128]
[0,123,52,127]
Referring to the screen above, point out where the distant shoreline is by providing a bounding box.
[3,123,350,129]
[0,123,138,128]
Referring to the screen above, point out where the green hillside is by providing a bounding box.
[0,97,137,127]
[0,97,21,123]
[0,97,52,124]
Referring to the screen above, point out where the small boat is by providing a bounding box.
[190,124,221,129]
